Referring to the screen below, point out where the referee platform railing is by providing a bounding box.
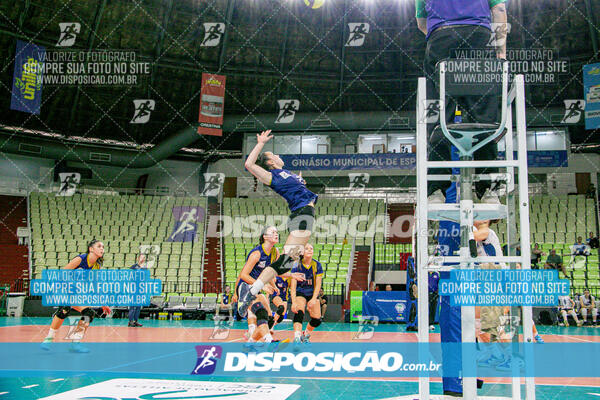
[415,59,536,400]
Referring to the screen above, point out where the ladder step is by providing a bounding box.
[427,203,507,222]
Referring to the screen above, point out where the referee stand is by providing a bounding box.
[412,59,536,400]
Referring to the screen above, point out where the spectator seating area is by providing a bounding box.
[495,195,597,244]
[374,243,413,265]
[112,292,225,319]
[29,192,207,292]
[496,194,599,292]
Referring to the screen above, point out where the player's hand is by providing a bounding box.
[263,284,275,295]
[291,272,305,282]
[101,306,112,316]
[232,294,238,303]
[273,286,280,295]
[298,171,306,185]
[257,130,273,144]
[307,298,318,310]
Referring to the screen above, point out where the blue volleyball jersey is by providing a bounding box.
[222,293,230,305]
[269,169,318,212]
[273,276,290,300]
[291,259,323,296]
[243,244,277,282]
[75,253,100,270]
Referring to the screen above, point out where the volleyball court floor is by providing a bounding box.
[0,317,598,399]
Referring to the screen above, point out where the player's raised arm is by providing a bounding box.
[244,130,273,185]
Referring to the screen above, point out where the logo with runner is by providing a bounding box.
[139,244,160,269]
[201,173,225,197]
[56,172,81,197]
[201,23,226,47]
[56,22,80,47]
[210,316,234,340]
[354,316,379,340]
[275,99,299,124]
[561,99,585,123]
[64,315,90,341]
[192,345,222,375]
[348,173,370,194]
[168,206,205,242]
[421,100,441,124]
[346,23,370,47]
[130,99,155,124]
[487,23,511,47]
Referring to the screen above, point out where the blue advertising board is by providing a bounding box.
[362,291,410,322]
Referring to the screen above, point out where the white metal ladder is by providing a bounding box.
[415,60,536,400]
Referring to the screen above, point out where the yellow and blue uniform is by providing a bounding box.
[237,244,277,295]
[222,293,230,305]
[273,276,290,302]
[75,253,101,270]
[269,169,318,212]
[291,259,323,298]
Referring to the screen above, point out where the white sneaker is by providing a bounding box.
[479,188,500,204]
[428,189,446,204]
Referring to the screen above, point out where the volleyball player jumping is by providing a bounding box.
[238,130,318,317]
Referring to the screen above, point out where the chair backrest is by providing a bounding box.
[168,296,183,307]
[435,59,509,157]
[185,296,201,307]
[151,295,165,307]
[202,296,217,305]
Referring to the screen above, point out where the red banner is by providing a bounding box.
[198,73,226,136]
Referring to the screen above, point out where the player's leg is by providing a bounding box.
[293,296,307,343]
[68,306,95,353]
[249,302,272,343]
[569,309,582,326]
[592,308,598,325]
[581,307,588,324]
[240,207,315,311]
[303,296,321,343]
[560,309,568,326]
[272,296,287,327]
[41,306,72,349]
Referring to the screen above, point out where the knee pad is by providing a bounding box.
[268,315,275,329]
[250,302,264,315]
[309,317,321,329]
[254,308,269,327]
[277,305,285,317]
[80,307,95,323]
[293,310,304,324]
[54,306,71,319]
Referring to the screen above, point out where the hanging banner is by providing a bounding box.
[198,73,226,136]
[583,63,600,130]
[10,40,45,115]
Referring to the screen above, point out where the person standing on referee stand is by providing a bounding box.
[416,0,508,205]
[128,254,146,327]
